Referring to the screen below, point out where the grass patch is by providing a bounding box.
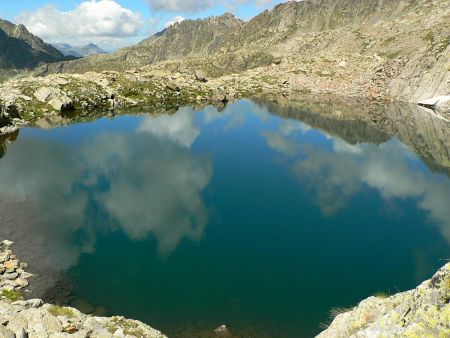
[48,305,76,318]
[424,31,434,43]
[1,289,23,302]
[374,292,389,299]
[380,51,401,60]
[107,317,144,336]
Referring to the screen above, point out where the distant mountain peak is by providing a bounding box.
[52,43,107,58]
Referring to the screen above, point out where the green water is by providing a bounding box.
[0,99,449,337]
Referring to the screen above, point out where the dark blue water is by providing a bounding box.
[0,100,449,337]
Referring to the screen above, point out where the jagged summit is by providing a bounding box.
[0,18,64,77]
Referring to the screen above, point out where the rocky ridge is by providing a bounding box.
[0,240,166,338]
[317,262,450,337]
[0,19,65,80]
[34,0,450,104]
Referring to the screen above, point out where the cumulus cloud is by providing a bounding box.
[262,120,450,242]
[15,0,143,48]
[138,107,200,147]
[147,0,286,13]
[148,0,214,13]
[164,16,186,28]
[0,108,213,296]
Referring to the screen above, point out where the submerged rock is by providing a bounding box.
[215,324,233,338]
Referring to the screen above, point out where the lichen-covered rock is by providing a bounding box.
[317,263,450,338]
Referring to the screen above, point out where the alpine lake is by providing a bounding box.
[0,96,449,338]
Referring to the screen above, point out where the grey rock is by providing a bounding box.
[194,70,208,82]
[214,325,233,338]
[15,327,28,338]
[48,96,74,111]
[33,87,60,103]
[0,325,15,338]
[1,240,14,247]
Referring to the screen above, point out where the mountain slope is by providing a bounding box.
[39,0,425,72]
[0,19,65,78]
[52,43,106,57]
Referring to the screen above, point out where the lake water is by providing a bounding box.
[0,98,449,337]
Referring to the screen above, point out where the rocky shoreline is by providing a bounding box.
[318,263,450,337]
[1,238,448,337]
[0,240,166,338]
[1,50,449,136]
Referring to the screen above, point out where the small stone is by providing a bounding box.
[4,272,18,280]
[19,272,33,279]
[1,240,14,246]
[4,260,19,270]
[13,299,43,309]
[14,278,29,288]
[166,82,180,91]
[194,70,208,82]
[2,285,14,292]
[214,325,233,338]
[0,252,10,263]
[63,324,77,334]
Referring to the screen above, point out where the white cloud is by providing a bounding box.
[147,0,285,13]
[15,0,144,49]
[148,0,214,13]
[164,15,186,28]
[138,107,200,147]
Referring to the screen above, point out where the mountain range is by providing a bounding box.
[51,43,107,58]
[0,0,449,108]
[31,0,449,102]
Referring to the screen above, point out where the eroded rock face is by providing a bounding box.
[317,263,450,338]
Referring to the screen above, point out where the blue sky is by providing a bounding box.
[0,0,290,51]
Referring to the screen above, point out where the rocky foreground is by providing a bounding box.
[318,263,450,337]
[0,240,166,338]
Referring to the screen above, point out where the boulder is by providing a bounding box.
[33,87,61,103]
[418,95,450,108]
[194,70,208,82]
[0,325,15,338]
[166,82,180,91]
[1,240,14,246]
[48,96,74,111]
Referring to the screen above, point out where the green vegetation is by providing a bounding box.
[107,317,144,336]
[424,31,434,43]
[1,289,24,301]
[48,305,77,318]
[379,51,401,60]
[374,291,389,299]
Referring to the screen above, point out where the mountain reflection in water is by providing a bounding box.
[0,97,449,338]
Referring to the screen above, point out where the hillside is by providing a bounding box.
[0,19,65,78]
[34,0,449,104]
